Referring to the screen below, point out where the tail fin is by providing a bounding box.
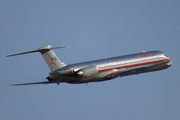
[39,45,67,71]
[7,45,68,71]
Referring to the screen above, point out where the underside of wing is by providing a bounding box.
[10,81,56,86]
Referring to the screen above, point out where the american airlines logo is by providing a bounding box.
[50,57,58,66]
[138,53,156,58]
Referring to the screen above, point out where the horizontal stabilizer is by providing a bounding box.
[7,50,39,57]
[10,81,56,86]
[7,46,68,57]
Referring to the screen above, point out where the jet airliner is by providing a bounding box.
[7,45,172,86]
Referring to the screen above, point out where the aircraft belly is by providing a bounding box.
[60,76,95,84]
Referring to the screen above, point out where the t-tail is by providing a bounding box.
[7,45,68,71]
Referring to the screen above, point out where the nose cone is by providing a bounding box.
[167,58,172,66]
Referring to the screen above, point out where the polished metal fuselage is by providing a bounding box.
[8,45,172,86]
[50,51,172,84]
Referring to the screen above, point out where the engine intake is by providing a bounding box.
[60,66,75,75]
[76,65,98,77]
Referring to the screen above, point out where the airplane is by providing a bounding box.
[7,45,172,86]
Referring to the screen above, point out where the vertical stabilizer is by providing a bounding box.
[39,45,66,71]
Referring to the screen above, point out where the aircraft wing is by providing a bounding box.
[114,66,147,77]
[105,60,168,78]
[10,81,56,86]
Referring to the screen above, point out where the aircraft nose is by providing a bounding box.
[167,58,172,66]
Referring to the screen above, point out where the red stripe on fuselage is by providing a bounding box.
[98,58,171,73]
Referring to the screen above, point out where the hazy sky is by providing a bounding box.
[1,0,180,120]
